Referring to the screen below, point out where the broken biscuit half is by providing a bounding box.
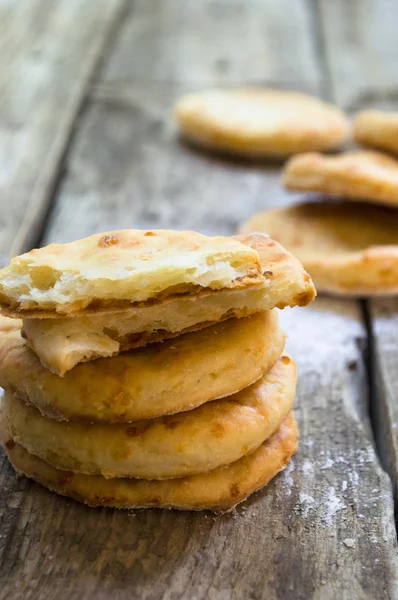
[0,230,314,375]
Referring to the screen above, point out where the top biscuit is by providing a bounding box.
[18,232,315,373]
[0,230,264,316]
[284,150,398,207]
[354,110,398,156]
[175,89,350,158]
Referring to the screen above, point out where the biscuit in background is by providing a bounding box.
[240,202,398,297]
[1,411,298,513]
[175,89,350,158]
[284,150,398,207]
[3,355,296,480]
[354,110,398,157]
[0,312,285,423]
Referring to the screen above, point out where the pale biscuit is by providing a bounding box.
[21,295,268,376]
[175,89,349,158]
[284,150,398,207]
[240,202,398,296]
[354,110,398,156]
[0,312,285,423]
[0,411,298,512]
[0,229,264,315]
[3,355,296,480]
[20,233,315,375]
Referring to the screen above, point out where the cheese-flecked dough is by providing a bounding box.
[175,89,349,158]
[20,233,315,375]
[354,110,398,157]
[0,229,264,315]
[284,150,398,207]
[240,202,398,296]
[0,312,285,423]
[0,412,298,513]
[3,355,296,480]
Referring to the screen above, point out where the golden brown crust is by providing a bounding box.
[1,232,315,319]
[284,150,398,207]
[3,355,297,480]
[240,202,398,296]
[237,233,316,307]
[21,308,268,376]
[0,411,298,512]
[0,232,315,318]
[354,110,398,156]
[8,233,314,375]
[175,88,350,158]
[0,229,264,315]
[0,312,285,422]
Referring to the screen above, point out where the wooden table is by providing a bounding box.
[1,1,398,598]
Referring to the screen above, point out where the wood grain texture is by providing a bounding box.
[42,0,325,245]
[1,0,398,598]
[0,0,125,259]
[42,83,303,243]
[317,0,398,110]
[368,299,398,501]
[319,0,398,525]
[100,0,321,89]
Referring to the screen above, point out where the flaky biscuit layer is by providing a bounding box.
[0,229,264,315]
[20,232,315,374]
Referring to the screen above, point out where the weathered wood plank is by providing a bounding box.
[42,0,324,244]
[100,0,321,89]
[317,0,398,110]
[1,0,398,598]
[368,300,398,500]
[42,83,301,243]
[318,0,398,515]
[0,0,125,259]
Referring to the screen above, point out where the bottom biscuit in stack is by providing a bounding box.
[0,412,297,512]
[0,313,298,511]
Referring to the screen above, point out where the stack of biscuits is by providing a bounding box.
[0,229,315,512]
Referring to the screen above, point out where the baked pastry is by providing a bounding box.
[3,355,296,480]
[18,232,315,375]
[1,411,298,512]
[354,110,398,157]
[0,312,285,422]
[0,229,265,316]
[240,202,398,296]
[175,89,349,158]
[284,150,398,207]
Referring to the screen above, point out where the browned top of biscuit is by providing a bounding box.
[0,229,264,316]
